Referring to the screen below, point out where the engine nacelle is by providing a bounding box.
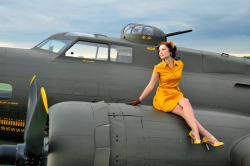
[47,101,248,166]
[229,134,250,166]
[48,101,191,166]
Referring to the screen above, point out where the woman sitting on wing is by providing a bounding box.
[126,41,224,150]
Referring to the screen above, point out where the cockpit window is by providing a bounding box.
[143,27,154,36]
[132,26,143,34]
[0,83,12,100]
[110,45,132,63]
[64,32,95,38]
[65,41,108,61]
[36,39,72,54]
[124,24,135,34]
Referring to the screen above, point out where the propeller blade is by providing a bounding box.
[24,75,37,139]
[24,87,48,156]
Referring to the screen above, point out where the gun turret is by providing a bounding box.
[121,23,192,45]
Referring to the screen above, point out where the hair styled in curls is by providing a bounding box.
[157,42,177,58]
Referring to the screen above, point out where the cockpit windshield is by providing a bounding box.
[123,23,154,36]
[36,39,72,54]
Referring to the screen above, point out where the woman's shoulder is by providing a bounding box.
[155,62,163,67]
[175,60,184,67]
[154,62,164,72]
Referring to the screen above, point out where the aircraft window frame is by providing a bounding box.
[0,83,12,100]
[124,24,135,34]
[65,41,109,61]
[110,45,133,64]
[64,32,95,38]
[36,39,72,54]
[143,27,154,36]
[132,26,143,34]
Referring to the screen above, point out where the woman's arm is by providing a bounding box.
[139,71,159,101]
[126,71,159,105]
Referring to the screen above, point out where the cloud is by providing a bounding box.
[0,41,15,48]
[231,54,250,57]
[0,0,249,55]
[0,5,71,33]
[0,40,33,49]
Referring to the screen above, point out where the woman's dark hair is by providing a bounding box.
[157,42,177,58]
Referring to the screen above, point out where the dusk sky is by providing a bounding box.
[0,0,249,57]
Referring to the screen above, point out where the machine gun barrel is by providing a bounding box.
[165,29,192,37]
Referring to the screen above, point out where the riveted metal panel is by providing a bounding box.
[92,101,111,166]
[108,103,147,166]
[92,101,109,126]
[124,116,147,166]
[109,115,127,166]
[107,103,123,116]
[95,125,110,148]
[119,103,143,116]
[108,103,143,116]
[94,148,110,166]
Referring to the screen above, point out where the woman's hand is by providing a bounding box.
[126,99,141,106]
[126,71,158,106]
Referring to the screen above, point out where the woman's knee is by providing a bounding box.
[171,104,184,117]
[180,98,191,106]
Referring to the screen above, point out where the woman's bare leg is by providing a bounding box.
[172,100,219,143]
[195,120,219,143]
[171,98,200,140]
[195,119,211,137]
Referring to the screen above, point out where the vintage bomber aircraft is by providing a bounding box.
[0,23,250,166]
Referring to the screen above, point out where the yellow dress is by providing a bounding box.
[153,60,184,112]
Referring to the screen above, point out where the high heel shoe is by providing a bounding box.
[203,136,224,150]
[189,130,202,144]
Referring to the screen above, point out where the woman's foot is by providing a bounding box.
[203,136,224,150]
[203,135,217,143]
[189,130,202,144]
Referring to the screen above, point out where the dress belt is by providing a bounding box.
[158,86,178,89]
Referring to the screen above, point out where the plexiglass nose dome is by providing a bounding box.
[120,23,166,45]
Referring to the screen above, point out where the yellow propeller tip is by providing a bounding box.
[30,75,36,86]
[41,87,48,114]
